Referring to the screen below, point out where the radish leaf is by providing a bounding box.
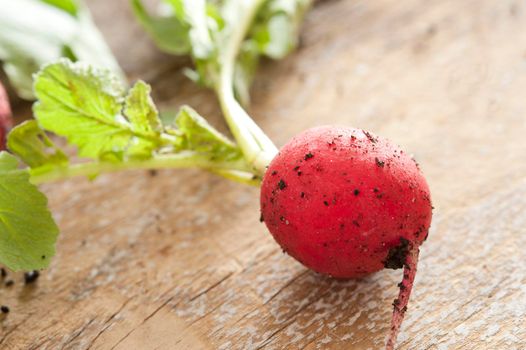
[124,81,162,135]
[131,0,191,55]
[0,152,59,271]
[7,120,68,168]
[175,106,243,162]
[0,0,123,100]
[40,0,79,16]
[33,60,136,160]
[26,59,251,178]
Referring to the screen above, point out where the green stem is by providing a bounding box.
[29,152,260,186]
[215,0,278,176]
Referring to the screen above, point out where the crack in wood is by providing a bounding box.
[0,313,34,346]
[86,297,134,349]
[172,300,228,348]
[263,270,309,306]
[109,272,234,350]
[62,317,97,348]
[188,272,234,302]
[109,295,176,350]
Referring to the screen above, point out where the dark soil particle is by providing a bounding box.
[24,271,40,284]
[0,268,6,278]
[271,170,278,176]
[375,157,385,167]
[354,189,360,196]
[364,131,378,143]
[412,157,420,170]
[278,179,287,190]
[304,152,314,160]
[383,238,410,270]
[149,169,158,177]
[259,214,264,222]
[1,306,9,314]
[5,280,14,287]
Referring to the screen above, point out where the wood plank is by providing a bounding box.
[2,0,525,349]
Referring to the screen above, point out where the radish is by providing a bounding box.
[260,126,432,348]
[0,82,12,150]
[1,2,433,349]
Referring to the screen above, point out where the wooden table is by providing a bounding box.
[2,0,526,348]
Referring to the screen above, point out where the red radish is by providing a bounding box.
[0,82,13,150]
[260,126,432,349]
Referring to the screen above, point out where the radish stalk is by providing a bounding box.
[28,152,258,186]
[215,0,278,175]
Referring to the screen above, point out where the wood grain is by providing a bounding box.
[1,0,526,349]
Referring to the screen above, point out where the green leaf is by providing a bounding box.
[33,60,132,159]
[174,0,215,59]
[131,0,191,55]
[175,106,242,162]
[233,42,259,107]
[33,60,182,161]
[132,0,221,80]
[123,81,165,158]
[0,0,124,100]
[7,120,68,168]
[133,0,310,104]
[40,0,79,16]
[25,59,253,183]
[0,151,59,270]
[250,0,311,59]
[124,81,162,134]
[229,0,311,103]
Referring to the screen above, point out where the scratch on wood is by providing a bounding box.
[62,317,96,348]
[189,272,234,302]
[110,272,235,350]
[86,297,134,349]
[263,270,309,305]
[0,313,34,345]
[109,296,176,350]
